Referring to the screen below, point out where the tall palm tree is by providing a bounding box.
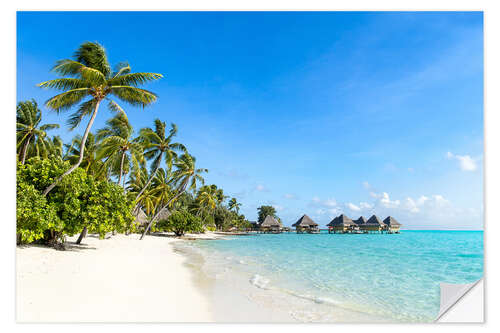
[135,119,186,201]
[140,154,207,239]
[228,197,242,214]
[16,100,59,164]
[97,113,144,185]
[38,41,162,195]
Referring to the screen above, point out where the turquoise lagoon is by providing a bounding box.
[182,231,483,322]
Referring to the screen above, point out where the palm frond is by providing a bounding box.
[67,99,96,129]
[110,86,157,107]
[39,123,60,131]
[45,88,90,113]
[74,42,111,77]
[108,72,163,87]
[38,78,89,91]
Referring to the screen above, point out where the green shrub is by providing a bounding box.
[17,157,135,243]
[157,209,203,236]
[16,181,63,244]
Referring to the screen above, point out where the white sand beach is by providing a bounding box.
[16,233,214,322]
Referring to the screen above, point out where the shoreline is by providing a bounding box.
[175,237,393,323]
[16,233,214,322]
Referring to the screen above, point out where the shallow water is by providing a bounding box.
[181,230,483,322]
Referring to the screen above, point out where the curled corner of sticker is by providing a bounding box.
[435,278,483,323]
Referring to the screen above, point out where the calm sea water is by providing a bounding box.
[184,230,483,322]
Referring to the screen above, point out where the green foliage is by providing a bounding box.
[17,157,135,243]
[257,205,278,223]
[157,209,203,236]
[16,181,62,244]
[16,99,60,163]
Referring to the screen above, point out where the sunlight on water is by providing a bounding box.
[188,231,483,322]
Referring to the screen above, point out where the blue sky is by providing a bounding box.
[17,12,483,229]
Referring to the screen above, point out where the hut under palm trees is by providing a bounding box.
[260,215,282,233]
[133,208,148,227]
[383,216,402,233]
[327,214,355,233]
[156,208,171,222]
[292,214,319,233]
[361,215,385,233]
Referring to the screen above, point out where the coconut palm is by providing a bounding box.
[135,119,186,201]
[140,154,207,239]
[38,41,162,195]
[228,197,242,214]
[97,113,144,185]
[149,168,173,208]
[16,100,60,164]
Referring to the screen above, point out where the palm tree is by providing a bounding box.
[135,119,186,201]
[38,41,162,195]
[97,113,144,185]
[140,154,207,239]
[149,168,173,208]
[228,197,242,214]
[16,100,59,164]
[197,188,218,215]
[64,132,106,180]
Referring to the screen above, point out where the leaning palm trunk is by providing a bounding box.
[135,152,163,203]
[20,134,32,165]
[140,181,187,240]
[42,100,101,196]
[75,226,88,245]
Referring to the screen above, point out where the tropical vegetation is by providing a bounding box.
[16,41,251,247]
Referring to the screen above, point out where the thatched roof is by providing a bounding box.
[327,214,355,227]
[260,215,281,227]
[383,216,402,226]
[133,208,148,226]
[292,214,318,227]
[354,216,367,225]
[156,208,171,222]
[366,215,385,226]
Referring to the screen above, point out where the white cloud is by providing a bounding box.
[347,203,361,211]
[272,205,284,212]
[310,197,337,208]
[446,151,478,171]
[359,202,374,209]
[379,192,400,208]
[284,193,297,199]
[255,184,269,192]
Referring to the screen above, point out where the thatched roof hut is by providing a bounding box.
[354,216,367,225]
[260,215,281,228]
[133,208,148,226]
[292,214,318,228]
[365,215,385,226]
[327,214,355,227]
[383,216,402,227]
[156,208,171,222]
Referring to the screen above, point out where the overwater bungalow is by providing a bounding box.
[260,215,282,233]
[327,214,355,233]
[361,215,385,233]
[351,216,367,233]
[292,214,319,233]
[383,216,402,233]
